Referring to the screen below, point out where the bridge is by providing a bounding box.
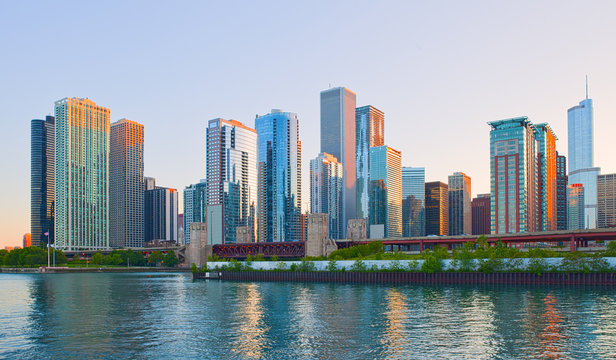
[208,228,616,259]
[62,246,187,263]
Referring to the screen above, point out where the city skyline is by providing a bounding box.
[3,2,616,247]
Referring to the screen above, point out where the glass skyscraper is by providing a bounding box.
[355,105,384,221]
[54,98,110,250]
[256,110,302,242]
[310,153,343,239]
[321,87,356,237]
[110,119,144,248]
[597,174,616,228]
[369,146,402,237]
[31,116,55,247]
[425,182,449,236]
[568,92,600,229]
[567,184,585,230]
[448,172,471,235]
[489,117,539,234]
[556,152,568,230]
[402,167,425,237]
[183,179,207,245]
[144,186,178,243]
[535,123,558,231]
[206,118,258,244]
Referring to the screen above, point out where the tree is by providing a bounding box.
[91,252,104,265]
[163,250,179,267]
[148,251,164,266]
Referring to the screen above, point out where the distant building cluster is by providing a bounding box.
[29,81,616,249]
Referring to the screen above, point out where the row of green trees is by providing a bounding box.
[0,246,67,267]
[86,249,179,267]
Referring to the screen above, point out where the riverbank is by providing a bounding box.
[0,267,189,273]
[196,270,616,286]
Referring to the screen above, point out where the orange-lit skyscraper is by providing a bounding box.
[110,119,144,248]
[54,98,110,250]
[448,172,471,235]
[23,233,31,248]
[425,181,448,236]
[536,123,558,231]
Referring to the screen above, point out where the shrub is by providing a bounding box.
[477,257,504,274]
[275,261,288,271]
[191,263,198,273]
[589,255,612,273]
[388,260,405,272]
[407,260,420,272]
[350,260,367,272]
[254,254,265,261]
[270,255,279,262]
[326,259,338,272]
[527,258,549,275]
[289,263,298,272]
[504,258,524,272]
[421,255,443,273]
[559,253,590,273]
[297,260,316,272]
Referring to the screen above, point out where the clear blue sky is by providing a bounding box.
[2,1,616,247]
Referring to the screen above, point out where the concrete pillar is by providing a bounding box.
[185,222,211,268]
[306,213,338,257]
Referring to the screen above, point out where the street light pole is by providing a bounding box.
[46,231,50,268]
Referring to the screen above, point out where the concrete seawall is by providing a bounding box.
[0,267,189,274]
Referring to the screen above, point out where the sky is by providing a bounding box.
[1,1,616,247]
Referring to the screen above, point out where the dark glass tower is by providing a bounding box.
[556,152,568,230]
[31,116,55,246]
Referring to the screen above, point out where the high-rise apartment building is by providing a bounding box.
[321,87,356,237]
[597,174,616,228]
[206,118,258,244]
[310,153,343,239]
[355,105,384,221]
[144,186,178,243]
[556,152,568,230]
[256,110,302,242]
[369,146,402,237]
[183,180,207,245]
[110,119,144,248]
[448,172,471,235]
[472,194,491,235]
[23,233,31,248]
[425,182,448,236]
[31,115,55,246]
[568,85,600,229]
[402,167,425,237]
[54,98,110,250]
[567,184,585,230]
[489,117,539,234]
[535,123,558,231]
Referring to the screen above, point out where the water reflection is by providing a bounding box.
[537,294,566,359]
[230,283,269,359]
[379,288,409,359]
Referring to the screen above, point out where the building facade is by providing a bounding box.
[206,118,258,244]
[535,123,558,231]
[448,172,471,235]
[321,87,356,237]
[556,152,568,230]
[183,180,207,245]
[597,174,616,228]
[54,98,110,250]
[110,119,144,248]
[425,182,448,236]
[489,117,539,234]
[355,105,384,221]
[144,186,178,243]
[472,194,491,235]
[256,110,302,242]
[568,92,600,229]
[310,153,343,239]
[402,167,425,237]
[31,115,55,246]
[567,184,585,230]
[369,146,402,237]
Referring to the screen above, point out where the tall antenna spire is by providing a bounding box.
[585,75,588,99]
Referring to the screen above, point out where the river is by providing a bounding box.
[0,272,615,359]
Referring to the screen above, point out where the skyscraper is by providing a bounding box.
[256,110,302,242]
[489,117,539,234]
[206,118,258,244]
[425,182,448,236]
[144,186,178,243]
[567,184,585,230]
[310,153,343,239]
[472,194,491,235]
[31,115,55,246]
[556,152,568,230]
[568,83,600,229]
[369,146,402,237]
[448,172,471,235]
[535,123,558,231]
[402,167,425,237]
[54,98,110,250]
[110,119,144,248]
[321,87,356,237]
[183,179,207,245]
[597,174,616,228]
[355,105,384,221]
